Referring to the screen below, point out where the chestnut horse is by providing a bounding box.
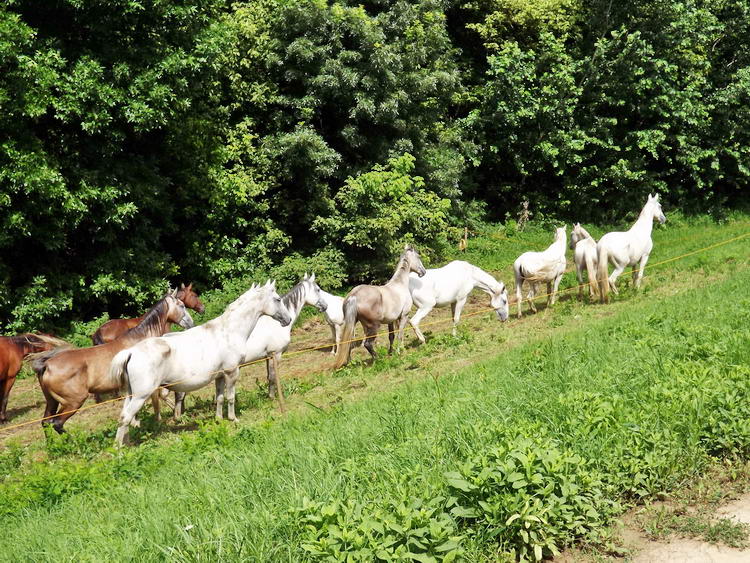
[30,292,193,433]
[0,334,67,423]
[334,245,426,368]
[91,283,205,345]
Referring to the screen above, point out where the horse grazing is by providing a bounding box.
[597,194,666,303]
[513,227,567,318]
[570,223,599,301]
[408,260,509,344]
[91,283,205,345]
[334,245,426,369]
[30,292,193,434]
[110,281,291,446]
[170,275,327,416]
[0,334,67,423]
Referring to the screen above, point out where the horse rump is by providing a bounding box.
[333,296,358,369]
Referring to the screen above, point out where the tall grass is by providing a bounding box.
[0,214,749,560]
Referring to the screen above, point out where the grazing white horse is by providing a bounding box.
[513,227,567,318]
[597,194,666,303]
[318,289,346,355]
[408,260,509,344]
[570,223,599,300]
[111,281,291,446]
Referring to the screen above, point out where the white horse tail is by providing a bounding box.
[333,296,358,369]
[597,242,609,303]
[585,249,599,299]
[109,349,133,394]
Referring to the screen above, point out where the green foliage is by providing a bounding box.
[295,496,463,562]
[445,438,617,560]
[314,153,453,279]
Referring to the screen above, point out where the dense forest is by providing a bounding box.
[1,0,748,330]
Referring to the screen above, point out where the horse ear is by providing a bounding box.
[303,272,308,280]
[654,193,660,201]
[310,272,316,282]
[180,283,185,290]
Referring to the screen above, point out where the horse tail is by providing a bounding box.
[27,348,65,378]
[585,248,599,299]
[333,296,358,369]
[109,350,133,395]
[91,330,104,346]
[597,242,609,303]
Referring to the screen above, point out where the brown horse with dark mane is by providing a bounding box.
[91,283,204,345]
[0,334,67,423]
[30,292,194,433]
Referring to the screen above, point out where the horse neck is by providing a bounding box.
[577,226,594,241]
[283,285,308,326]
[387,257,411,287]
[219,292,268,340]
[471,266,500,295]
[548,235,566,256]
[631,206,655,237]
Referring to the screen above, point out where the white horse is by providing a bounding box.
[110,281,291,446]
[170,274,328,415]
[513,226,567,318]
[569,223,599,301]
[597,194,666,303]
[318,289,345,355]
[408,260,509,344]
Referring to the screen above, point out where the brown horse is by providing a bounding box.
[334,245,426,368]
[91,283,205,345]
[30,292,193,433]
[0,334,67,423]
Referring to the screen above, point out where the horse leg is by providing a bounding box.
[608,264,625,295]
[0,375,12,423]
[329,324,338,355]
[173,392,186,419]
[51,394,87,434]
[408,305,431,344]
[397,313,410,353]
[635,254,649,289]
[387,322,395,354]
[551,274,563,305]
[576,264,584,301]
[150,390,162,423]
[363,323,379,362]
[265,358,276,399]
[452,297,467,336]
[225,368,239,421]
[546,282,553,305]
[115,393,150,447]
[40,384,60,429]
[272,355,285,412]
[528,283,538,313]
[215,374,226,419]
[516,278,524,318]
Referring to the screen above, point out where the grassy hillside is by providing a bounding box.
[1,213,749,561]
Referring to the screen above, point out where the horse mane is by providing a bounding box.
[123,297,170,339]
[389,250,412,283]
[282,280,306,310]
[576,225,594,240]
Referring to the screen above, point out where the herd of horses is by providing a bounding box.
[0,195,666,445]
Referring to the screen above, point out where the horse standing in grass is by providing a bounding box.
[110,281,291,446]
[0,334,67,423]
[170,275,327,416]
[318,289,346,355]
[597,194,666,303]
[513,227,567,318]
[30,292,193,433]
[334,245,426,368]
[570,223,599,301]
[408,260,509,344]
[91,283,205,345]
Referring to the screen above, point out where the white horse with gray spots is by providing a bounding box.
[513,226,567,317]
[408,260,509,343]
[597,194,666,303]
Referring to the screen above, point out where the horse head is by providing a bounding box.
[177,283,206,314]
[569,223,582,250]
[302,273,328,312]
[555,226,567,243]
[165,294,195,330]
[490,282,509,322]
[404,244,427,277]
[261,280,292,327]
[648,194,667,224]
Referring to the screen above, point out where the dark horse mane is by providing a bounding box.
[6,333,47,350]
[282,281,306,311]
[124,297,171,339]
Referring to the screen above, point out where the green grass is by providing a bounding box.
[1,213,750,561]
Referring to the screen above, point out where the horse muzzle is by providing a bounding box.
[274,311,292,327]
[417,267,426,278]
[180,314,196,329]
[496,309,509,322]
[315,299,328,312]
